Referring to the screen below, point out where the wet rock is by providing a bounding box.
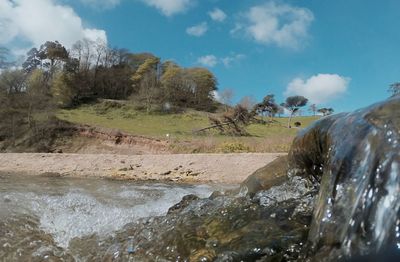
[288,97,400,260]
[167,194,200,214]
[241,156,289,196]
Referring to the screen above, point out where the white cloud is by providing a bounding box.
[0,0,107,49]
[208,8,227,22]
[233,1,314,49]
[79,0,121,9]
[186,22,208,37]
[284,74,350,105]
[222,54,245,67]
[196,53,245,68]
[197,55,218,67]
[141,0,194,16]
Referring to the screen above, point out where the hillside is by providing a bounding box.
[55,100,320,154]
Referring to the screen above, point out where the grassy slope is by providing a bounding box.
[57,101,319,153]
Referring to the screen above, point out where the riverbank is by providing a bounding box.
[0,153,285,184]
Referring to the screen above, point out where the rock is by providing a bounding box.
[40,172,63,177]
[167,194,200,214]
[287,97,400,260]
[240,156,289,196]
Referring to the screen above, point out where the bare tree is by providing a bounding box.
[239,96,257,111]
[219,88,234,111]
[309,104,317,116]
[195,105,255,136]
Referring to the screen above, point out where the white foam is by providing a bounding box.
[2,182,217,248]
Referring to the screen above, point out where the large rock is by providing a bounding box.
[288,97,400,260]
[241,156,289,196]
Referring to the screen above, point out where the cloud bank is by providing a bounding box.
[232,1,314,49]
[285,74,350,105]
[0,0,107,49]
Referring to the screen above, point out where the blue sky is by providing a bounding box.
[1,0,399,112]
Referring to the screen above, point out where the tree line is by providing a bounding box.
[0,39,218,148]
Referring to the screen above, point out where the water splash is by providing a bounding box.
[293,97,400,260]
[0,175,221,250]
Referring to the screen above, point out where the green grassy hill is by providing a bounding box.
[57,100,320,153]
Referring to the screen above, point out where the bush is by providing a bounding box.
[217,142,250,153]
[94,100,123,114]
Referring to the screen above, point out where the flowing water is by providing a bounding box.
[0,174,231,261]
[0,172,315,261]
[300,98,400,260]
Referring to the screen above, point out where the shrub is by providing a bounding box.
[94,100,123,114]
[217,142,250,153]
[294,121,302,127]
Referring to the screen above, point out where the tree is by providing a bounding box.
[281,96,308,128]
[128,53,158,71]
[276,106,284,118]
[0,69,26,94]
[318,107,334,116]
[131,57,161,112]
[309,104,317,116]
[389,82,400,97]
[252,94,279,122]
[92,38,108,90]
[37,41,69,76]
[23,48,41,73]
[195,105,255,136]
[26,69,52,126]
[0,69,27,145]
[239,96,257,112]
[219,88,234,111]
[185,67,218,110]
[51,71,76,108]
[161,63,190,107]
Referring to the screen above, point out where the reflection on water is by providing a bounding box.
[0,173,230,260]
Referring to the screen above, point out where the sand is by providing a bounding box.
[0,153,285,184]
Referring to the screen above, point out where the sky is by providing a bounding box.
[1,0,400,113]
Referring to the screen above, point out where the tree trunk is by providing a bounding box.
[27,103,33,128]
[287,112,293,128]
[11,114,15,146]
[193,122,232,133]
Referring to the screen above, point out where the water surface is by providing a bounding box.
[0,173,231,259]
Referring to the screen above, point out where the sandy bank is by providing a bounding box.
[0,153,285,184]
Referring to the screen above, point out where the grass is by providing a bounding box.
[57,100,320,153]
[57,102,211,138]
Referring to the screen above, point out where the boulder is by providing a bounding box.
[241,155,289,196]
